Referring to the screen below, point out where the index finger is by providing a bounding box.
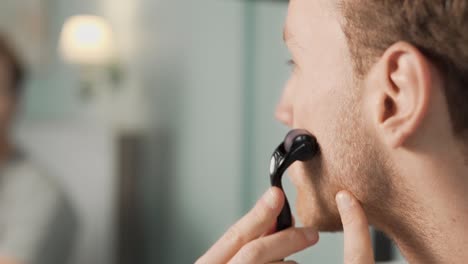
[336,191,374,264]
[196,187,285,264]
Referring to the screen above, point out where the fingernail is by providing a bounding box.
[304,228,319,243]
[336,191,352,212]
[263,188,278,209]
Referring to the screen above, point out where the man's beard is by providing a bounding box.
[292,93,395,232]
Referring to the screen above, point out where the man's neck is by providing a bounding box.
[391,189,468,263]
[381,152,468,263]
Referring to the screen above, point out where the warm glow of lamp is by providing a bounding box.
[59,15,115,65]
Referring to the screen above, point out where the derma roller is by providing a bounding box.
[269,129,320,232]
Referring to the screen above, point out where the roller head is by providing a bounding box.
[283,129,319,161]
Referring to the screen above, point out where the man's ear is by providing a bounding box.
[367,41,432,148]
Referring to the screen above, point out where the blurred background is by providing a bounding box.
[0,0,401,264]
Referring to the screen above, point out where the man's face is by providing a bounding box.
[0,56,16,134]
[276,0,390,231]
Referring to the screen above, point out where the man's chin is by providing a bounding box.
[291,161,344,232]
[296,195,343,232]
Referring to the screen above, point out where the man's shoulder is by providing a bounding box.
[0,154,78,264]
[1,155,64,202]
[0,153,77,229]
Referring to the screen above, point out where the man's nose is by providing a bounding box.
[275,83,294,127]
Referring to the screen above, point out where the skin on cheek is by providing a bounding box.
[283,0,395,231]
[289,74,388,231]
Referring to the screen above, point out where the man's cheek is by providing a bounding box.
[293,96,334,135]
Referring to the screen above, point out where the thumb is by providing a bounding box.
[336,191,374,264]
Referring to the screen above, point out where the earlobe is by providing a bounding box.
[372,42,432,148]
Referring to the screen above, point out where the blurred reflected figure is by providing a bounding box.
[0,35,77,264]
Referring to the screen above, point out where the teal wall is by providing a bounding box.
[139,1,245,263]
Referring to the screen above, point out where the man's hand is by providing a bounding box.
[336,190,375,264]
[196,187,319,264]
[196,188,375,264]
